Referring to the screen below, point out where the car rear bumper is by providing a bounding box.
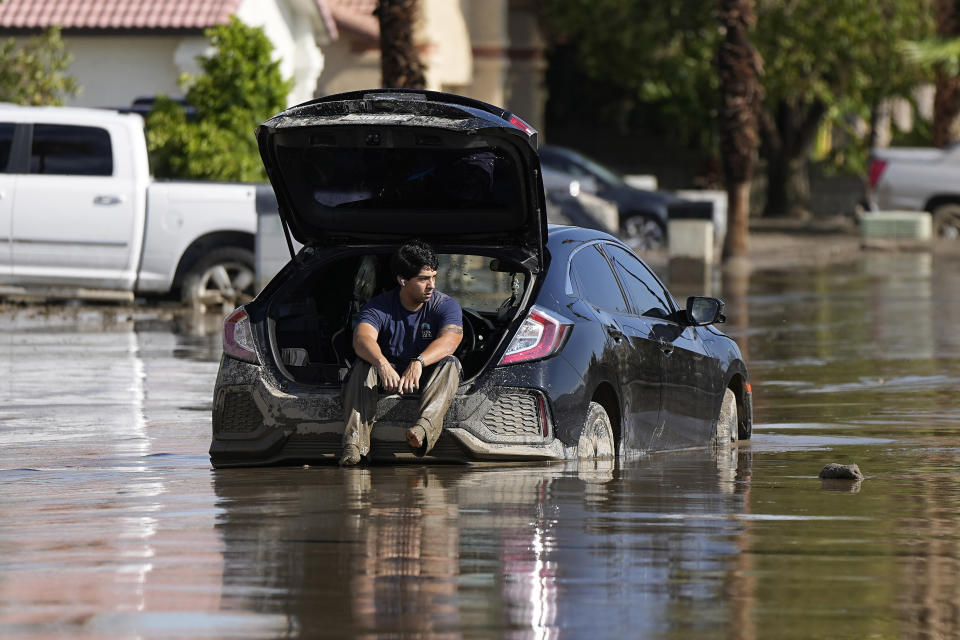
[210,356,570,467]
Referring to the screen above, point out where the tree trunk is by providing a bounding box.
[933,0,960,147]
[377,0,426,89]
[933,71,960,147]
[717,0,762,260]
[761,100,824,217]
[764,150,811,217]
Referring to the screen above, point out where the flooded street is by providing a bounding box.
[2,249,959,639]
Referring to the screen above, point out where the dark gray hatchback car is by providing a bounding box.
[209,90,752,468]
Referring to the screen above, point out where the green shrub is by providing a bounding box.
[146,16,292,182]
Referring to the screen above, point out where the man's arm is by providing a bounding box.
[353,322,401,392]
[420,324,463,365]
[398,324,463,394]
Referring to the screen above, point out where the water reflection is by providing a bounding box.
[0,307,238,638]
[211,449,752,638]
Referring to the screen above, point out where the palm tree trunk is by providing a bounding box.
[933,0,960,147]
[377,0,426,89]
[718,0,762,260]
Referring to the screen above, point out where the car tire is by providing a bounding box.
[181,247,256,311]
[715,388,738,446]
[621,214,667,251]
[577,401,616,459]
[932,203,960,240]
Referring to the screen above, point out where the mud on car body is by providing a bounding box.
[210,89,752,467]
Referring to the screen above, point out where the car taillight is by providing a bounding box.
[508,114,536,137]
[499,307,572,365]
[867,159,887,188]
[223,307,259,364]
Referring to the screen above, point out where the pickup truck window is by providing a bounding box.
[30,124,113,176]
[0,123,13,172]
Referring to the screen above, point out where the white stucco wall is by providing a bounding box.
[60,35,203,108]
[237,0,327,107]
[25,0,327,111]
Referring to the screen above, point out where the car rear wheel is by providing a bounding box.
[181,247,256,311]
[715,388,738,446]
[577,402,616,459]
[621,214,666,251]
[932,203,960,240]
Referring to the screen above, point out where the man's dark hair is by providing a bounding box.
[391,239,439,279]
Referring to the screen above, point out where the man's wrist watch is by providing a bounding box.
[415,355,426,368]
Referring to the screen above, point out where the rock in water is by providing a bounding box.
[819,463,864,480]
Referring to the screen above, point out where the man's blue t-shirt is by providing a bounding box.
[355,289,462,366]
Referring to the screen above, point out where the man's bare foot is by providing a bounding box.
[339,444,362,466]
[406,425,426,449]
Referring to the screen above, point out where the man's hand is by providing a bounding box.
[398,360,422,395]
[377,360,401,392]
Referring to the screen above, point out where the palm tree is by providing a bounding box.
[377,0,426,89]
[933,0,960,146]
[718,0,763,260]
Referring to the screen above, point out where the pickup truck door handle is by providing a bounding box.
[93,195,124,206]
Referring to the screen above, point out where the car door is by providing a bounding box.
[11,122,138,288]
[0,122,17,277]
[568,243,663,454]
[603,244,719,447]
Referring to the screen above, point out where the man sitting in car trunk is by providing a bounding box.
[340,239,464,466]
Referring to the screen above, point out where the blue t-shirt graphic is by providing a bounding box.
[355,289,462,366]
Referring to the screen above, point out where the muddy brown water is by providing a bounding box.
[1,249,959,639]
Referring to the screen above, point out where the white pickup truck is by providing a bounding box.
[0,104,277,306]
[867,146,960,239]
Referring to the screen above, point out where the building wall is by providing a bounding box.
[316,0,546,132]
[316,39,381,97]
[61,35,203,108]
[237,0,327,107]
[13,0,328,111]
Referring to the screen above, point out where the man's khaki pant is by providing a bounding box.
[341,356,461,458]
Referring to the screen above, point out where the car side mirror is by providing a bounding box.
[685,296,726,326]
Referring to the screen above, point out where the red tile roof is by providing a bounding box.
[326,0,377,41]
[0,0,336,35]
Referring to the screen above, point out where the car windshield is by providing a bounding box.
[436,254,527,313]
[571,151,624,187]
[278,145,522,212]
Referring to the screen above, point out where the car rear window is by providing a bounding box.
[276,145,525,233]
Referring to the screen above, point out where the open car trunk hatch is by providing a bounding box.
[265,248,534,386]
[256,90,546,273]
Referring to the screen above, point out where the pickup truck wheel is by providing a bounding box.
[932,203,960,240]
[621,214,667,251]
[181,247,255,310]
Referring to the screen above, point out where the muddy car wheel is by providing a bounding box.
[715,388,738,446]
[577,402,616,459]
[621,214,666,251]
[182,247,256,311]
[932,203,960,240]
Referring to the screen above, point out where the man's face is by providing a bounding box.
[401,266,437,304]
